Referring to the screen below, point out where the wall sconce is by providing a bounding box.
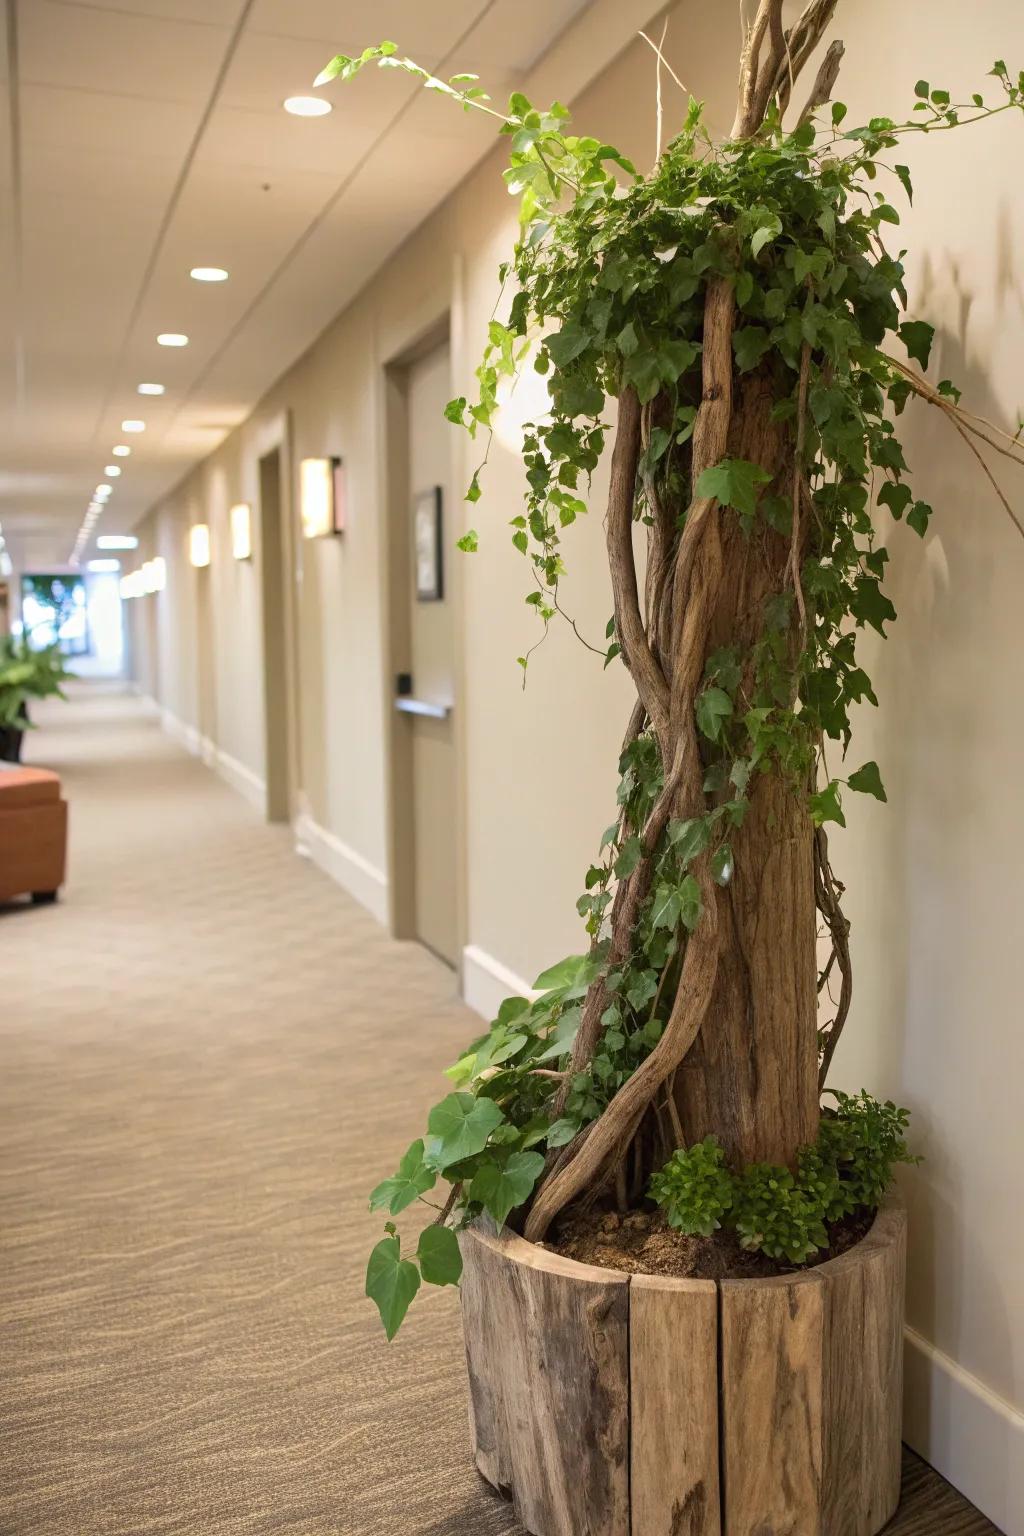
[301,456,345,538]
[142,557,166,593]
[189,524,211,568]
[120,569,143,599]
[230,503,252,560]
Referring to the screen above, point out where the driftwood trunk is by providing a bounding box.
[676,371,819,1166]
[524,2,847,1239]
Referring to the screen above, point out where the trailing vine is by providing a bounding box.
[318,21,1024,1337]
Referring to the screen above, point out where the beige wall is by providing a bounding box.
[132,4,1023,1523]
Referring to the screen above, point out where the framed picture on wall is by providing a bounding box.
[414,486,443,602]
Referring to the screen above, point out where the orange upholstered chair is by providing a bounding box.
[0,766,68,905]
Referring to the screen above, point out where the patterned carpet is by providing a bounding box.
[0,685,998,1535]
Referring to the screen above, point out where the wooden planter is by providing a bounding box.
[459,1197,906,1536]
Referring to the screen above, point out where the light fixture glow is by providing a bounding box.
[142,557,166,593]
[95,483,113,498]
[97,535,138,551]
[284,95,332,117]
[190,266,229,282]
[137,382,165,395]
[189,523,211,568]
[300,457,338,539]
[87,558,121,573]
[121,420,146,432]
[156,333,188,347]
[112,445,131,457]
[230,503,252,560]
[104,465,122,476]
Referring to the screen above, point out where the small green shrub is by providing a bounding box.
[733,1164,830,1264]
[649,1093,916,1265]
[648,1135,733,1235]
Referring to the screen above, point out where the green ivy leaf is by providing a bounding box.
[810,780,846,828]
[546,318,591,367]
[678,874,703,932]
[847,761,887,802]
[369,1139,438,1215]
[468,1151,545,1228]
[696,687,733,742]
[365,1233,421,1341]
[907,500,932,537]
[532,953,594,995]
[898,320,935,370]
[416,1224,463,1286]
[668,816,710,863]
[696,459,772,517]
[711,843,733,886]
[750,213,782,257]
[733,327,772,372]
[426,1094,504,1168]
[614,835,644,878]
[877,482,912,519]
[457,529,479,552]
[650,883,682,930]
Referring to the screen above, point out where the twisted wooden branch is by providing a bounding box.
[607,386,672,751]
[524,855,719,1242]
[815,825,852,1088]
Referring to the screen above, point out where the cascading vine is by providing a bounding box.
[323,8,1024,1338]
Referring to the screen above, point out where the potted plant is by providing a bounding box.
[322,9,1023,1531]
[0,635,69,762]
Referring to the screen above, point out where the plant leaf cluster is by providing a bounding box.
[325,45,1021,1338]
[649,1092,917,1265]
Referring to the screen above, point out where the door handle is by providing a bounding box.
[395,697,451,720]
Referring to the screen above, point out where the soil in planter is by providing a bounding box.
[546,1202,876,1280]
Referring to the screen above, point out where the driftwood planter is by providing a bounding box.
[459,1197,906,1536]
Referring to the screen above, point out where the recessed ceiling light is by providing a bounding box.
[284,95,331,117]
[87,558,121,573]
[138,381,165,395]
[112,444,131,457]
[96,483,113,497]
[157,333,188,347]
[121,420,145,432]
[104,465,122,476]
[190,266,229,282]
[97,535,138,551]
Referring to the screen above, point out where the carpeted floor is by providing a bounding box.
[0,685,1000,1535]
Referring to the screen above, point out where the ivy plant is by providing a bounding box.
[317,20,1024,1338]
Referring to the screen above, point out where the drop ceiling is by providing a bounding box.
[0,0,661,570]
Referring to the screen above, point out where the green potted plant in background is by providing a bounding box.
[0,635,69,762]
[322,6,1024,1531]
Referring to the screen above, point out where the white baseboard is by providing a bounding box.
[294,811,388,926]
[157,705,266,814]
[213,746,266,815]
[904,1325,1023,1534]
[159,705,200,757]
[462,944,539,1023]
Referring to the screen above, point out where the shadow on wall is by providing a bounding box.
[848,202,1024,1483]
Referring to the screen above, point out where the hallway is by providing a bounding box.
[0,685,517,1536]
[0,689,1000,1536]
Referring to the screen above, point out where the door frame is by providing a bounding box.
[253,409,303,827]
[378,272,469,977]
